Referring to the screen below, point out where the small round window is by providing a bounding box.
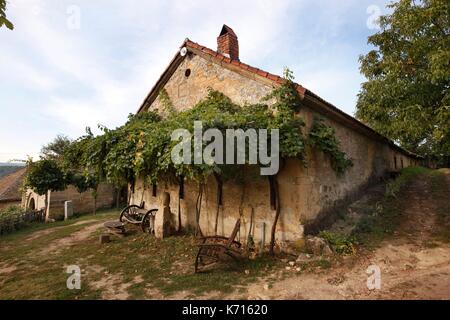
[185,69,191,78]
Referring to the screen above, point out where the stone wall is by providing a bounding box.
[23,183,116,220]
[150,54,273,114]
[130,52,418,245]
[22,190,46,211]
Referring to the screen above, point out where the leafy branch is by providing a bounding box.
[0,0,14,30]
[309,117,353,176]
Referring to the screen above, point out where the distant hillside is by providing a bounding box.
[0,165,25,179]
[0,163,26,166]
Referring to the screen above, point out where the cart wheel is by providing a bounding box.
[119,205,141,224]
[141,209,158,234]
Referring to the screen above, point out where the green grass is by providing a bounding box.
[349,168,423,248]
[0,211,117,299]
[0,209,278,299]
[316,167,436,253]
[384,166,430,198]
[429,169,450,242]
[315,259,332,269]
[350,166,449,248]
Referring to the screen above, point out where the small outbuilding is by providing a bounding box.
[0,167,27,210]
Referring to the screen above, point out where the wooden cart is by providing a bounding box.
[119,203,158,234]
[194,218,243,273]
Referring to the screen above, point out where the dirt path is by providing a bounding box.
[39,221,105,255]
[26,219,98,241]
[234,173,450,300]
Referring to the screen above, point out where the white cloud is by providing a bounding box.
[0,54,57,91]
[0,0,390,161]
[3,0,299,134]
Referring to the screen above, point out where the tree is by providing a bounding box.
[0,0,14,30]
[24,159,66,219]
[41,135,72,162]
[356,0,449,166]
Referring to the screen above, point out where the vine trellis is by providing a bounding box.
[26,69,353,254]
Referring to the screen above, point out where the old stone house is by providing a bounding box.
[129,25,421,246]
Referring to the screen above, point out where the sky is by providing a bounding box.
[0,0,392,162]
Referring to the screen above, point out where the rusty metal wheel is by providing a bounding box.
[141,209,158,234]
[119,205,141,224]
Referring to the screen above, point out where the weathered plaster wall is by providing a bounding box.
[131,52,418,244]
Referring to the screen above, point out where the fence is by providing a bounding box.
[0,209,46,235]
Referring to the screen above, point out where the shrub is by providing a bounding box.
[0,205,27,234]
[0,205,25,218]
[319,231,357,255]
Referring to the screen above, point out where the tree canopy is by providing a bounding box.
[24,159,66,196]
[40,135,72,162]
[356,0,449,166]
[0,0,13,30]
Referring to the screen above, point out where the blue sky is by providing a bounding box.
[0,0,392,162]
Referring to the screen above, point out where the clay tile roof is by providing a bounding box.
[0,167,26,202]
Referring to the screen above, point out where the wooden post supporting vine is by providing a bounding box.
[195,182,204,237]
[178,176,184,232]
[269,175,280,256]
[214,173,222,235]
[178,196,182,232]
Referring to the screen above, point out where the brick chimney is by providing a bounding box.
[217,25,239,61]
